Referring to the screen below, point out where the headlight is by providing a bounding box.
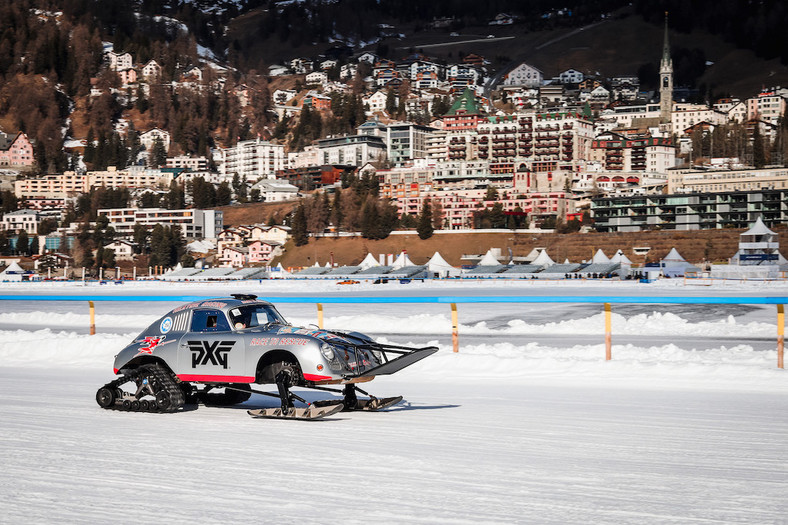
[319,342,335,360]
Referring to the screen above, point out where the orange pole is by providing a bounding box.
[89,300,96,335]
[778,304,784,369]
[317,303,324,329]
[604,302,612,360]
[451,303,459,353]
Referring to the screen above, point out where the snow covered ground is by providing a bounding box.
[1,279,787,523]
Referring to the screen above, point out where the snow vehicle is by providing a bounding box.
[95,294,437,419]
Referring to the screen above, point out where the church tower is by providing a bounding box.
[659,12,673,124]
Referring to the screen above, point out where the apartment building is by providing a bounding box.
[592,190,788,232]
[219,138,286,181]
[98,208,223,240]
[0,209,40,235]
[667,167,788,194]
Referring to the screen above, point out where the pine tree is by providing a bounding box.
[417,198,434,239]
[16,229,29,255]
[291,204,309,246]
[332,190,343,231]
[0,231,9,256]
[752,123,766,168]
[84,127,95,165]
[149,224,169,267]
[166,180,185,209]
[133,223,148,254]
[216,181,232,205]
[30,235,39,256]
[150,136,167,168]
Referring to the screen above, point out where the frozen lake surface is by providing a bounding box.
[1,278,787,523]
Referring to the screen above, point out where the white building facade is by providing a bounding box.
[219,139,286,181]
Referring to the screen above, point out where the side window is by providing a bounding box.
[191,310,231,332]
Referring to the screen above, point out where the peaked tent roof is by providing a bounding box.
[661,248,686,262]
[445,88,480,116]
[524,247,544,262]
[359,252,380,270]
[0,261,25,274]
[478,249,501,266]
[391,251,414,270]
[532,249,555,266]
[427,251,455,271]
[610,249,633,265]
[743,216,776,236]
[592,249,610,264]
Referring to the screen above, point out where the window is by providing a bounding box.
[191,310,231,332]
[228,304,288,330]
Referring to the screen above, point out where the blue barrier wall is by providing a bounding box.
[0,294,786,304]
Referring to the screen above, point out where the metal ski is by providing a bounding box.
[247,402,344,420]
[349,395,403,411]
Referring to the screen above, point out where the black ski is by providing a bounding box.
[247,402,344,420]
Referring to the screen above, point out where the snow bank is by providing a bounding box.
[2,327,784,393]
[295,310,776,338]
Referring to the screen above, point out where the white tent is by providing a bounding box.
[359,252,380,270]
[662,248,686,263]
[524,248,544,263]
[743,216,776,237]
[592,249,610,264]
[312,261,321,267]
[0,262,28,282]
[730,217,785,266]
[660,248,699,277]
[610,249,633,265]
[477,249,501,266]
[427,251,461,277]
[270,262,291,278]
[391,251,414,270]
[532,249,555,267]
[324,261,332,268]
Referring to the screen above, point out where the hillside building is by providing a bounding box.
[219,138,286,181]
[591,189,788,232]
[0,132,35,167]
[314,134,387,167]
[503,63,543,88]
[667,167,788,194]
[99,208,223,240]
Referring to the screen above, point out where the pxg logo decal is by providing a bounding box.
[188,340,234,369]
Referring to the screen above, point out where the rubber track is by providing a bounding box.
[98,363,185,413]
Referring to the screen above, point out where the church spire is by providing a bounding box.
[661,11,672,69]
[659,11,673,125]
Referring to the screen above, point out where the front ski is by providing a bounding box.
[314,395,403,411]
[247,402,343,420]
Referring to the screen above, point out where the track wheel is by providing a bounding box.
[96,387,117,408]
[155,390,172,410]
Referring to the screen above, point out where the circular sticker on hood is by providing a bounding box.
[160,317,173,333]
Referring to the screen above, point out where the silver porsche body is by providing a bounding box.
[113,297,388,386]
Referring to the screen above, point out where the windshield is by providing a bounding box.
[228,304,288,330]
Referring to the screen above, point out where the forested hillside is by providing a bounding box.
[1,0,788,175]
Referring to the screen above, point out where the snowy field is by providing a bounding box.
[1,278,788,524]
